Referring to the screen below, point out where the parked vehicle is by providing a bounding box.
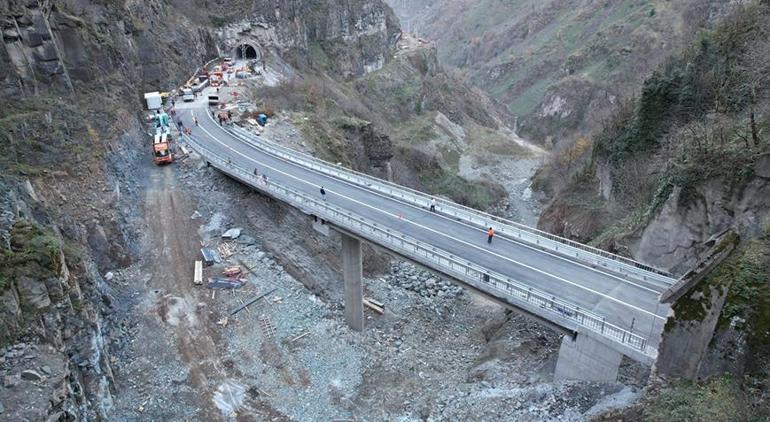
[182,88,195,102]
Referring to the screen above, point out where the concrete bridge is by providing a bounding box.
[178,96,676,382]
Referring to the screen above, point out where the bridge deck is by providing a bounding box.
[181,103,670,352]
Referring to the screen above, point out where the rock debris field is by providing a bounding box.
[92,119,647,421]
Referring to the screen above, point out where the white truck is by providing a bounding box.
[182,88,195,102]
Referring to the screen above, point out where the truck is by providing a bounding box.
[153,131,174,165]
[144,91,162,110]
[182,87,195,102]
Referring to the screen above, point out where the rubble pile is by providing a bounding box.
[384,261,463,300]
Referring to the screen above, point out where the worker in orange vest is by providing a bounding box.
[487,227,495,244]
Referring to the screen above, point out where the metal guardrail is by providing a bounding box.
[223,124,676,286]
[185,134,653,356]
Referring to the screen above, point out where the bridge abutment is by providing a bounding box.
[341,233,364,331]
[554,334,623,382]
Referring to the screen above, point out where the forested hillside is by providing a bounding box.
[538,3,770,418]
[387,0,739,146]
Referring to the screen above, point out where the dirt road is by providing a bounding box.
[143,164,230,419]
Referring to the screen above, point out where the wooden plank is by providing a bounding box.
[194,260,203,285]
[363,299,384,315]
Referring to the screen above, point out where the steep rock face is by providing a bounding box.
[1,0,219,96]
[630,168,770,275]
[217,0,400,77]
[0,178,118,420]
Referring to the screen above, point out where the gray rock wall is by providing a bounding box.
[629,157,770,275]
[1,0,219,96]
[217,0,400,77]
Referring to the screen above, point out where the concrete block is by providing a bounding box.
[554,334,623,382]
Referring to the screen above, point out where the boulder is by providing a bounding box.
[15,276,51,309]
[222,228,242,239]
[20,369,44,381]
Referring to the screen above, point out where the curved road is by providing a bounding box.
[177,95,670,352]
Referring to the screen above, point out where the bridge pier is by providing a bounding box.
[554,334,623,382]
[341,233,364,331]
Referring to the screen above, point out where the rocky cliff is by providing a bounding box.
[0,0,405,419]
[1,0,219,96]
[217,0,400,78]
[535,3,770,417]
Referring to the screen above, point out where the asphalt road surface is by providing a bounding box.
[176,92,670,351]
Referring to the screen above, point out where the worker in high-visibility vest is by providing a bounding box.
[487,227,495,244]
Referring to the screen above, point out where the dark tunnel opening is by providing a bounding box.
[236,44,258,60]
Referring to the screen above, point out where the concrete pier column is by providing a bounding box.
[554,334,623,382]
[341,233,364,331]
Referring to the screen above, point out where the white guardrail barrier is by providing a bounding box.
[222,125,676,287]
[185,134,653,356]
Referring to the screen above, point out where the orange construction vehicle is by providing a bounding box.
[210,65,224,88]
[153,131,174,165]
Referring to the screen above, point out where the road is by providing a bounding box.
[176,92,670,352]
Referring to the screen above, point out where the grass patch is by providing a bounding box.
[643,377,752,421]
[394,115,438,144]
[420,168,504,210]
[466,124,530,157]
[508,77,554,117]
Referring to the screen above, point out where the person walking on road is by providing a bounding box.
[429,198,436,212]
[320,186,326,201]
[487,227,495,244]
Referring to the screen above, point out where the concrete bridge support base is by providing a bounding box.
[554,334,623,382]
[341,233,364,331]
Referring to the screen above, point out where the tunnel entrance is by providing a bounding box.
[235,44,259,60]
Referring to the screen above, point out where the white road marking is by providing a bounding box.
[191,110,666,322]
[221,122,668,294]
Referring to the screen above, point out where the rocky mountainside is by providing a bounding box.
[0,0,402,419]
[217,0,400,78]
[535,2,770,418]
[252,35,539,213]
[386,0,739,146]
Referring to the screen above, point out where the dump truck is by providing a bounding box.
[153,131,173,165]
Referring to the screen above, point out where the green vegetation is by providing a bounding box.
[1,220,65,345]
[466,124,530,157]
[256,48,513,211]
[507,77,555,119]
[393,114,437,144]
[546,2,770,245]
[2,221,63,283]
[596,4,770,165]
[643,377,753,421]
[419,168,504,210]
[308,42,333,71]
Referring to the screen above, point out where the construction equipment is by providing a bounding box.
[210,66,224,88]
[152,130,174,165]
